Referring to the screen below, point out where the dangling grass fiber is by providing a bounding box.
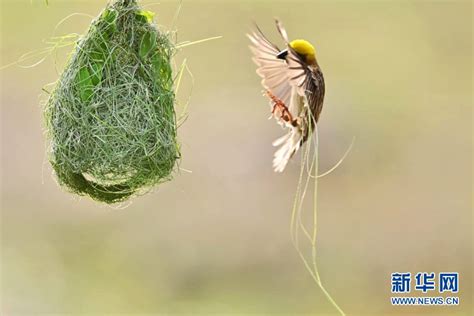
[44,0,178,203]
[290,112,354,316]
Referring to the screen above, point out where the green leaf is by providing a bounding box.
[77,67,94,102]
[136,10,155,23]
[151,54,161,71]
[90,49,105,63]
[102,9,117,25]
[139,31,157,59]
[101,9,117,36]
[89,62,103,86]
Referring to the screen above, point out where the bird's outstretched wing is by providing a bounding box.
[247,24,293,110]
[249,20,324,172]
[249,21,313,117]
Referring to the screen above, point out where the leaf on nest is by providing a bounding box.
[102,9,118,27]
[77,67,94,102]
[89,62,103,86]
[140,31,157,59]
[101,9,118,37]
[136,10,155,23]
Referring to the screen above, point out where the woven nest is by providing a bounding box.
[45,0,179,203]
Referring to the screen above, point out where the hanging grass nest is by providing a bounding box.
[44,0,179,203]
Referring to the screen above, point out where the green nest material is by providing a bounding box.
[45,0,179,203]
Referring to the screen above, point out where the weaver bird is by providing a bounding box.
[248,20,325,172]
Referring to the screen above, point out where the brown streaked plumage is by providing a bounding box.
[248,19,325,172]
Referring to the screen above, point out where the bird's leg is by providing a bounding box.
[265,90,297,125]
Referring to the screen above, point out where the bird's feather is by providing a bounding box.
[248,26,293,112]
[248,20,325,172]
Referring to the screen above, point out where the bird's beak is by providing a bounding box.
[277,49,288,60]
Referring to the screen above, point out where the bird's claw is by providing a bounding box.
[266,90,294,125]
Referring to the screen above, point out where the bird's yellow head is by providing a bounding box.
[290,39,317,64]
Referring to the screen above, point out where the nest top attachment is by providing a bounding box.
[45,0,179,203]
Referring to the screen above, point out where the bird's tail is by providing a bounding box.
[272,126,303,172]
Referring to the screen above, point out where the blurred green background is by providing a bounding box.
[1,0,472,315]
